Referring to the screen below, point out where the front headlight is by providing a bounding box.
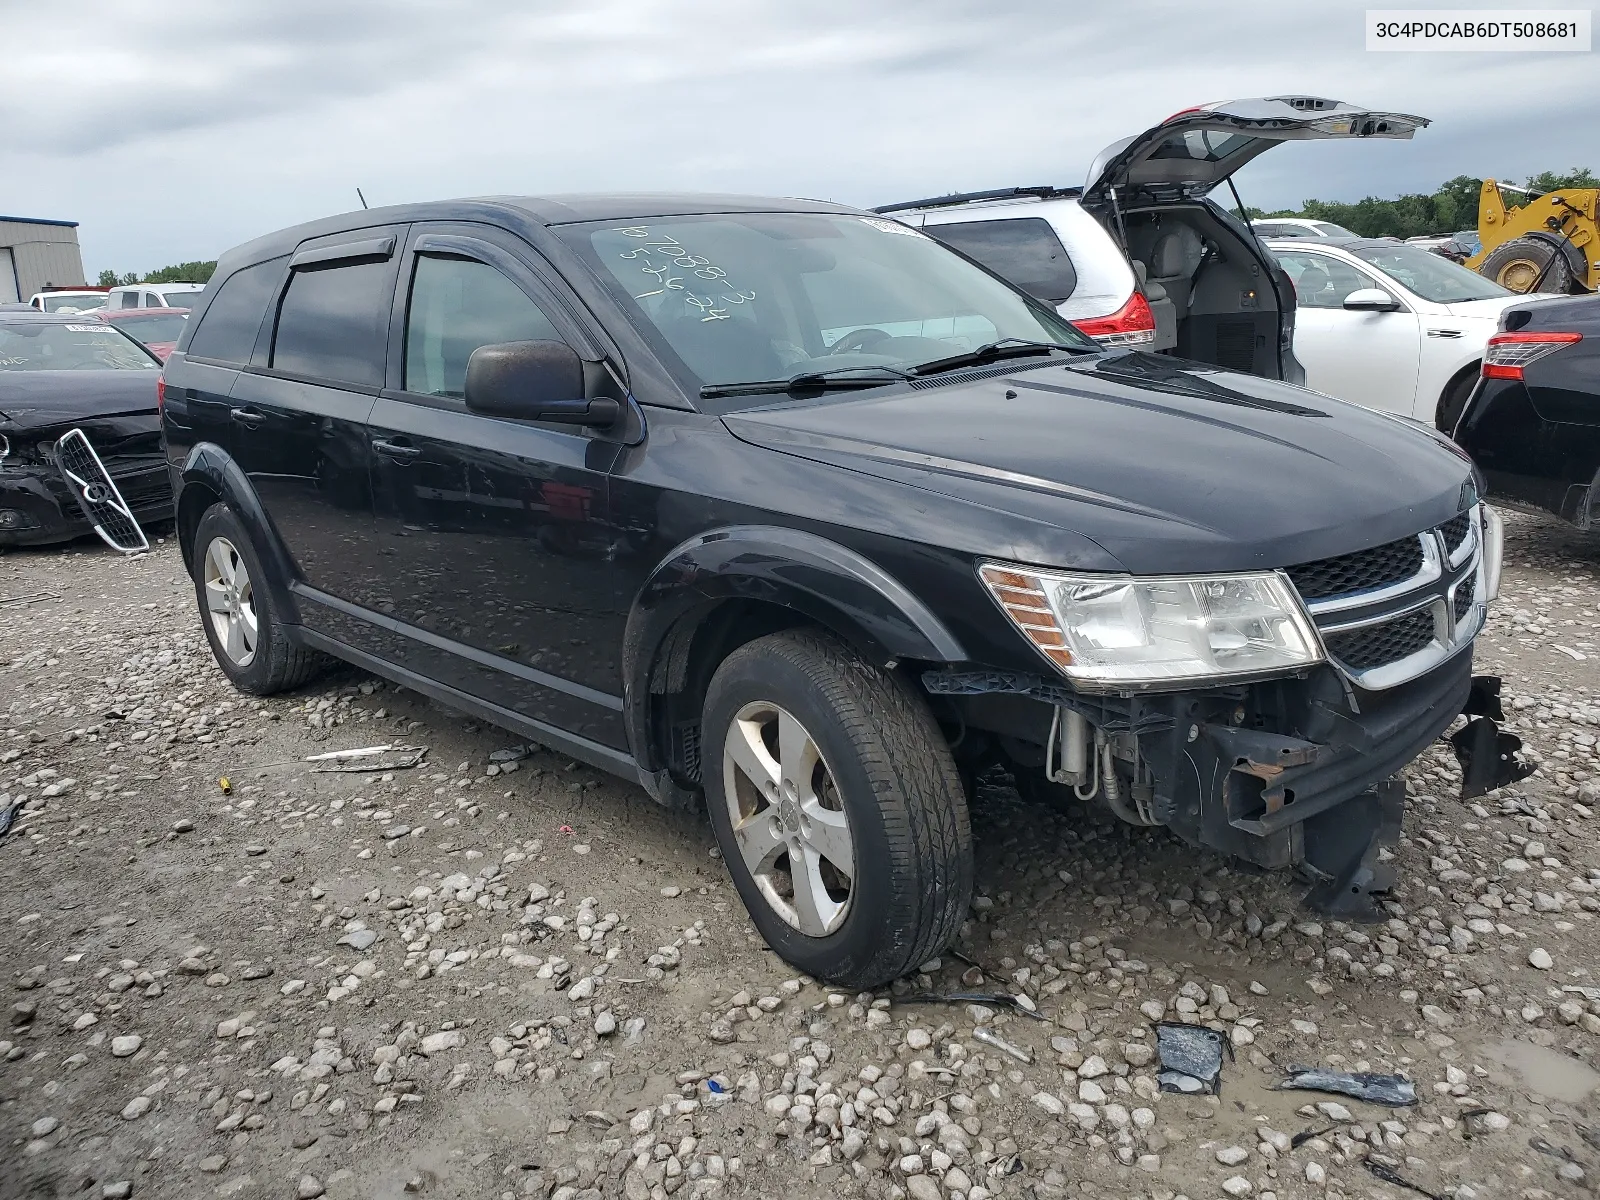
[979,562,1324,689]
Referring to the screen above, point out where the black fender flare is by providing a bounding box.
[1520,230,1589,281]
[177,442,302,625]
[622,525,967,772]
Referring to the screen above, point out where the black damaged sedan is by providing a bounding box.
[0,311,171,550]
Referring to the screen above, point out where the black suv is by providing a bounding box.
[162,194,1509,988]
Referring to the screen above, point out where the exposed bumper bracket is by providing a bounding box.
[1301,777,1406,923]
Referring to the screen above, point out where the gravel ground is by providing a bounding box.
[3,510,1600,1200]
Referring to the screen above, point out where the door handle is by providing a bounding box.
[230,407,265,428]
[371,437,421,461]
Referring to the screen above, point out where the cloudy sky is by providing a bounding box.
[4,0,1596,277]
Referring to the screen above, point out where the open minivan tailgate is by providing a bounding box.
[1083,97,1429,206]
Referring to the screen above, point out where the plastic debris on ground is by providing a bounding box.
[306,744,428,773]
[1278,1065,1416,1106]
[1291,1125,1337,1149]
[903,992,1047,1020]
[0,591,60,607]
[1363,1157,1446,1199]
[972,1026,1032,1064]
[1155,1021,1227,1095]
[0,799,21,841]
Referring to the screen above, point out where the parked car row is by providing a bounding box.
[30,280,205,314]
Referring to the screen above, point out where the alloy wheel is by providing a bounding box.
[721,701,855,936]
[202,536,259,667]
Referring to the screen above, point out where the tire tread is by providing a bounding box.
[713,630,972,988]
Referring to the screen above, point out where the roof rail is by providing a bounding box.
[872,186,1078,215]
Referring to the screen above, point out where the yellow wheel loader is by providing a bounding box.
[1468,179,1598,294]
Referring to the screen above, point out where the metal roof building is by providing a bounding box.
[0,215,87,303]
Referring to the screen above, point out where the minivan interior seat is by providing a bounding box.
[1149,225,1207,320]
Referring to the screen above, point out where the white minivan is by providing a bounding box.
[877,96,1428,387]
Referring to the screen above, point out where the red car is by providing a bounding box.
[92,307,189,361]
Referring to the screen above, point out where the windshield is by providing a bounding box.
[40,293,107,313]
[154,291,198,310]
[1313,222,1357,238]
[558,212,1095,400]
[0,322,158,371]
[112,313,188,343]
[1349,243,1512,302]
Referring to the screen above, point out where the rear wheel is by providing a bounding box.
[191,502,326,694]
[1479,237,1575,294]
[703,630,972,988]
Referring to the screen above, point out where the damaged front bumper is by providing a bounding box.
[926,647,1531,920]
[0,428,170,548]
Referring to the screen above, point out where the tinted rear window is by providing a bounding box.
[929,218,1077,303]
[186,258,284,363]
[271,257,393,387]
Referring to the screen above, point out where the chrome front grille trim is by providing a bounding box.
[1294,507,1486,691]
[1304,535,1440,619]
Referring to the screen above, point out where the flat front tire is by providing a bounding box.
[703,630,972,988]
[191,502,325,695]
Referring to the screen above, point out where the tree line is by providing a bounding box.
[96,261,217,288]
[1252,168,1597,241]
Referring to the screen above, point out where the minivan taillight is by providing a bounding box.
[156,374,166,412]
[1072,292,1156,347]
[1482,331,1581,380]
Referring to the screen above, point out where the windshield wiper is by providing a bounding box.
[699,365,913,400]
[909,338,1093,377]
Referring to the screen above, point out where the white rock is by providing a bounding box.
[1216,1145,1249,1165]
[419,1030,463,1056]
[1221,1176,1252,1197]
[1529,947,1554,970]
[1305,1161,1326,1186]
[1031,1091,1065,1116]
[1077,1079,1107,1105]
[110,1035,142,1058]
[120,1096,151,1120]
[905,1028,932,1050]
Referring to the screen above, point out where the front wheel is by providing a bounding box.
[702,630,972,989]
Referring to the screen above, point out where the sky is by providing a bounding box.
[4,0,1597,277]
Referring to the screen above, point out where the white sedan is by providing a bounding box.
[1266,238,1542,430]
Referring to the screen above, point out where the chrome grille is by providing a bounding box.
[1324,609,1435,670]
[1285,535,1424,601]
[1293,508,1485,690]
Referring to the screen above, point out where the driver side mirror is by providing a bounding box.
[464,340,619,426]
[1343,288,1401,313]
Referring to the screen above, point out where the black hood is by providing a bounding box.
[0,369,161,429]
[722,353,1475,575]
